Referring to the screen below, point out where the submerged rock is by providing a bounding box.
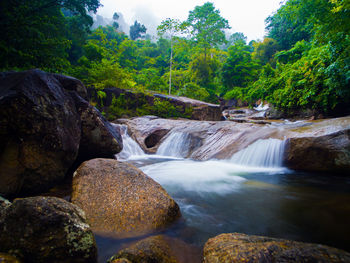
[71,159,181,238]
[285,129,350,172]
[0,69,81,198]
[203,233,350,263]
[108,235,201,263]
[0,196,97,263]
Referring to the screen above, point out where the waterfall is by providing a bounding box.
[230,138,286,168]
[113,124,145,160]
[156,132,191,158]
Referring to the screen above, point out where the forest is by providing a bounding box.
[1,0,349,117]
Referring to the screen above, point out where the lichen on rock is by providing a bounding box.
[71,158,181,238]
[0,196,97,263]
[203,233,350,263]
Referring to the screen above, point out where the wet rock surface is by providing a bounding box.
[203,233,350,263]
[119,115,350,172]
[117,116,285,160]
[0,196,97,263]
[108,235,201,263]
[285,129,350,172]
[71,158,181,238]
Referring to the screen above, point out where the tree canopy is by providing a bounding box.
[1,0,349,117]
[186,2,230,58]
[0,0,100,71]
[129,21,147,40]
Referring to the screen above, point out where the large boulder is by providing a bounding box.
[0,196,97,263]
[108,235,201,263]
[0,69,81,198]
[71,159,181,238]
[285,129,350,172]
[203,233,350,263]
[0,69,123,198]
[72,93,122,161]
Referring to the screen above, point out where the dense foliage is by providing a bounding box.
[1,0,349,117]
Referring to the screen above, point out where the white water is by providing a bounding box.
[142,160,243,194]
[114,124,145,160]
[231,138,286,168]
[254,102,269,111]
[156,132,192,158]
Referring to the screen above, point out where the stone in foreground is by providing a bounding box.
[71,159,181,238]
[0,196,97,263]
[0,253,21,263]
[108,235,201,263]
[203,233,350,263]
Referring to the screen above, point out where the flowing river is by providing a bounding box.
[97,123,350,262]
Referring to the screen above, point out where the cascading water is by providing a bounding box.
[156,132,192,158]
[230,138,286,167]
[113,124,145,160]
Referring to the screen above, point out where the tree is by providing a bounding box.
[0,0,101,72]
[186,2,230,60]
[129,21,147,40]
[157,18,184,95]
[252,38,280,65]
[221,41,259,95]
[228,32,247,45]
[113,12,119,29]
[266,0,313,50]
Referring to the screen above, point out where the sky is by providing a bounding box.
[97,0,284,41]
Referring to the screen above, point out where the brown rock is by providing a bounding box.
[108,235,201,263]
[0,253,22,263]
[109,259,131,263]
[0,196,97,263]
[0,69,123,198]
[144,129,170,149]
[285,129,350,172]
[71,159,181,238]
[0,69,81,198]
[203,233,350,263]
[72,93,122,161]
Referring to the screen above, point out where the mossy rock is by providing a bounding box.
[0,196,97,263]
[108,235,201,263]
[203,233,350,263]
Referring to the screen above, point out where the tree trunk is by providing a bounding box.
[169,36,173,95]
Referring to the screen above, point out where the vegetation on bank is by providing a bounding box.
[98,93,193,120]
[1,0,349,117]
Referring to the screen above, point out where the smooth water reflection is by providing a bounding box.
[140,159,350,252]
